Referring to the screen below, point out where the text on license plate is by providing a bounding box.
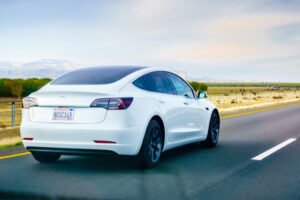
[52,108,74,121]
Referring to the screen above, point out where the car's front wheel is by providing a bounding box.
[202,111,220,147]
[31,152,61,163]
[138,120,163,168]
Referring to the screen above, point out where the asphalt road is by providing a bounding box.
[0,104,300,200]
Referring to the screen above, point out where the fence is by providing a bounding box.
[0,99,22,128]
[0,90,300,128]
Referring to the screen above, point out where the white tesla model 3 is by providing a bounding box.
[21,66,220,168]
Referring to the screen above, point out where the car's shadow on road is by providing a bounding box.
[30,142,209,173]
[31,140,259,174]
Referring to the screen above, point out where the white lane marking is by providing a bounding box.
[252,138,297,161]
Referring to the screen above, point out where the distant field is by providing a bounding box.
[206,82,300,88]
[207,87,300,93]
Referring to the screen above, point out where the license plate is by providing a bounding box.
[52,108,74,121]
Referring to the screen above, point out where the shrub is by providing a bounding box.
[0,122,6,129]
[231,99,237,104]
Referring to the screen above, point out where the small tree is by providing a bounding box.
[4,79,24,98]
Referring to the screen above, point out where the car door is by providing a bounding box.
[138,71,189,142]
[166,72,207,140]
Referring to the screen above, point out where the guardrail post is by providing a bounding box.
[228,93,231,104]
[236,92,238,103]
[250,92,252,102]
[243,93,245,103]
[12,101,15,127]
[256,92,258,101]
[219,93,221,105]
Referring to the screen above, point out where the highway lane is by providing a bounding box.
[0,104,299,200]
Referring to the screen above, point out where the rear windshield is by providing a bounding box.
[51,66,145,85]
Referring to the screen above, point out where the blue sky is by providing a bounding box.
[0,0,300,82]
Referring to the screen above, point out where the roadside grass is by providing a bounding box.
[0,141,23,149]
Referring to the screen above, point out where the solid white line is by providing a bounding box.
[252,138,297,161]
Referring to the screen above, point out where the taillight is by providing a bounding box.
[91,98,133,110]
[22,97,38,109]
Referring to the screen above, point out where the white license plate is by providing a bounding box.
[52,108,74,121]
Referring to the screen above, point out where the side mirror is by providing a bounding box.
[197,91,208,99]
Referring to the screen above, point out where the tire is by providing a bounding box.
[138,120,163,168]
[202,111,220,147]
[31,152,61,163]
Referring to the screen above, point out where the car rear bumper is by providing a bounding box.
[21,121,145,156]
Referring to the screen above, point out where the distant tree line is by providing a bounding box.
[0,78,52,98]
[188,81,208,92]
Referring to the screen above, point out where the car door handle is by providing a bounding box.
[183,102,189,105]
[159,100,165,104]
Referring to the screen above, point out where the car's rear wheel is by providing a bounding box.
[31,152,61,163]
[138,120,163,168]
[202,111,220,147]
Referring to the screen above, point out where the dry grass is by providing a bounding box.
[207,87,299,94]
[0,126,22,148]
[208,89,300,109]
[0,136,22,147]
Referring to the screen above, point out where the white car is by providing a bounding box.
[21,66,220,168]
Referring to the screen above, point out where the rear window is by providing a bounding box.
[51,66,145,85]
[133,71,174,95]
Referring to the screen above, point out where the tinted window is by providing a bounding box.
[133,77,148,90]
[167,73,194,98]
[51,66,145,85]
[135,72,174,94]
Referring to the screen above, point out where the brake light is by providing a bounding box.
[91,98,133,110]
